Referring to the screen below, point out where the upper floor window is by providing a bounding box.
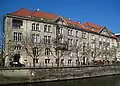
[44,25,47,32]
[32,23,40,31]
[44,25,51,33]
[12,19,23,29]
[32,23,35,30]
[14,45,21,50]
[76,31,78,37]
[36,24,40,31]
[82,32,86,39]
[13,32,22,41]
[45,48,50,55]
[44,36,51,44]
[48,25,51,32]
[32,47,38,57]
[68,29,73,36]
[32,34,40,43]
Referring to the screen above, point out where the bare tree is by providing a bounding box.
[21,36,48,67]
[50,36,70,67]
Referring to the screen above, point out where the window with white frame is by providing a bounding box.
[14,45,21,50]
[45,48,50,55]
[13,32,22,41]
[48,25,51,32]
[76,31,78,37]
[32,34,40,43]
[68,59,72,64]
[68,29,73,36]
[45,59,50,64]
[44,25,51,32]
[36,24,40,31]
[32,47,38,57]
[32,23,35,31]
[44,36,51,44]
[82,32,86,39]
[32,23,40,31]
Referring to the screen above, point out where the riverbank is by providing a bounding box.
[0,65,120,84]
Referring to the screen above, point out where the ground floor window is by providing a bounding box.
[45,59,50,64]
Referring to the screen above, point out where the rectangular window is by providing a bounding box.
[45,59,50,64]
[45,48,50,55]
[13,32,22,41]
[32,47,38,57]
[32,34,40,43]
[70,30,73,36]
[48,36,51,44]
[14,45,21,50]
[76,31,78,37]
[82,32,86,39]
[44,36,47,43]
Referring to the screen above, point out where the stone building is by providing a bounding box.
[3,8,118,67]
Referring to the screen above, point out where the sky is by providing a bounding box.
[0,0,120,41]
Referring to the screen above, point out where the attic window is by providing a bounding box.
[12,19,23,29]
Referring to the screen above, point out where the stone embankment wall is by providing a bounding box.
[0,65,120,84]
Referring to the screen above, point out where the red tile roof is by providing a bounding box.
[12,8,32,17]
[82,22,103,33]
[31,10,57,19]
[10,8,116,39]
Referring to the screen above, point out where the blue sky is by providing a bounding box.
[0,0,120,37]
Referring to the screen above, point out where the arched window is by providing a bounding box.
[48,25,51,32]
[32,23,35,31]
[36,24,40,31]
[44,25,47,32]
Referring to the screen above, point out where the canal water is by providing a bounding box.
[7,75,120,86]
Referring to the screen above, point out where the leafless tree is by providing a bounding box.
[50,36,70,67]
[21,36,49,67]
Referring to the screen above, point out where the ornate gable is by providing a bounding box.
[54,16,68,25]
[99,27,111,37]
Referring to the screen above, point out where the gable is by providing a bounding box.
[54,16,68,25]
[99,27,110,36]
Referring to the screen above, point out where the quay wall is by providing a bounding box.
[0,65,120,84]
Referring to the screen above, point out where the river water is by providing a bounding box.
[7,75,120,86]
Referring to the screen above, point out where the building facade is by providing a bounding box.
[3,8,118,67]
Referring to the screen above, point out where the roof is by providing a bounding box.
[10,8,116,39]
[83,22,103,33]
[12,8,32,17]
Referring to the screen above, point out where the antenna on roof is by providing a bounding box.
[37,8,40,11]
[68,18,71,20]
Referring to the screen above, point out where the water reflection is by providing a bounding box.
[8,75,120,86]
